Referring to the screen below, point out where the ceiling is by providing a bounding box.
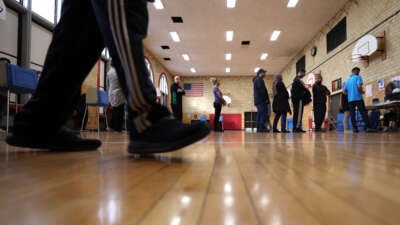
[144,0,349,76]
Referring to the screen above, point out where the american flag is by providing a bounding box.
[183,83,204,97]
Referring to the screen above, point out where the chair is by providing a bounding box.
[0,60,39,134]
[80,87,109,134]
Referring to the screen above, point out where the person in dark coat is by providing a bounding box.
[253,68,270,133]
[170,76,185,121]
[312,74,330,131]
[290,69,310,132]
[272,74,291,133]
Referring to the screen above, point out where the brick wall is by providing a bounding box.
[280,0,400,128]
[181,76,274,124]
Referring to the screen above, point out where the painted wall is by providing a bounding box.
[280,0,400,129]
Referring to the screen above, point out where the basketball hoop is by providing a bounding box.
[351,54,369,62]
[351,54,362,62]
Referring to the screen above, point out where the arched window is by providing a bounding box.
[158,73,168,106]
[145,58,154,83]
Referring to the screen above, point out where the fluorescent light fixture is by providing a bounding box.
[287,0,299,8]
[270,30,281,41]
[227,0,236,8]
[254,67,260,73]
[153,0,164,10]
[226,30,234,42]
[190,68,196,73]
[182,54,190,61]
[225,53,232,61]
[169,32,181,42]
[226,67,231,73]
[260,53,268,60]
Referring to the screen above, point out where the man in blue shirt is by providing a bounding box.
[343,67,375,132]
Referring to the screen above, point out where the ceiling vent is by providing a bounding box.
[171,17,183,23]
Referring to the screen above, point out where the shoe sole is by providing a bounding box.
[128,125,210,154]
[6,135,101,151]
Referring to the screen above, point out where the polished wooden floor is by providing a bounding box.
[1,130,400,225]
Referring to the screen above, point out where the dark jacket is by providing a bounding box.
[273,80,291,114]
[312,82,330,105]
[340,93,349,112]
[170,83,185,106]
[291,76,309,101]
[253,76,270,105]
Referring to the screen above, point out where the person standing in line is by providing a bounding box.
[212,78,226,132]
[272,74,291,133]
[6,0,209,153]
[343,67,376,133]
[253,68,270,133]
[107,62,125,132]
[312,74,330,132]
[291,69,310,132]
[382,81,399,132]
[170,75,185,122]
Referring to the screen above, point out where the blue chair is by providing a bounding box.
[0,60,39,134]
[81,87,109,134]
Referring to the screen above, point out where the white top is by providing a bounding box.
[107,67,125,107]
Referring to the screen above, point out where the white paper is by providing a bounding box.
[391,76,400,81]
[365,84,373,97]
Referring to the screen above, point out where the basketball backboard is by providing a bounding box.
[351,34,378,62]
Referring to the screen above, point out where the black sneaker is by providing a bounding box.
[293,128,307,133]
[353,128,359,133]
[128,117,210,154]
[6,127,101,151]
[273,129,281,133]
[366,127,377,132]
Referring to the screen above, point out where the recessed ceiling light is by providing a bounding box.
[227,0,236,8]
[270,30,281,41]
[169,32,181,42]
[153,0,164,10]
[226,31,234,42]
[182,54,190,61]
[225,53,232,61]
[287,0,299,8]
[254,67,260,73]
[190,68,196,73]
[226,67,231,73]
[260,53,268,60]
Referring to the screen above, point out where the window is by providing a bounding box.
[56,0,63,22]
[101,48,111,59]
[145,58,154,83]
[158,73,168,106]
[32,0,56,23]
[296,55,305,75]
[326,17,347,53]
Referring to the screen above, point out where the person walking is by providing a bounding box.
[312,74,330,132]
[6,0,209,153]
[212,78,226,132]
[272,74,291,133]
[253,68,270,133]
[343,67,376,133]
[170,76,185,121]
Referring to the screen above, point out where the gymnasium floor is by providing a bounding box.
[0,131,400,225]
